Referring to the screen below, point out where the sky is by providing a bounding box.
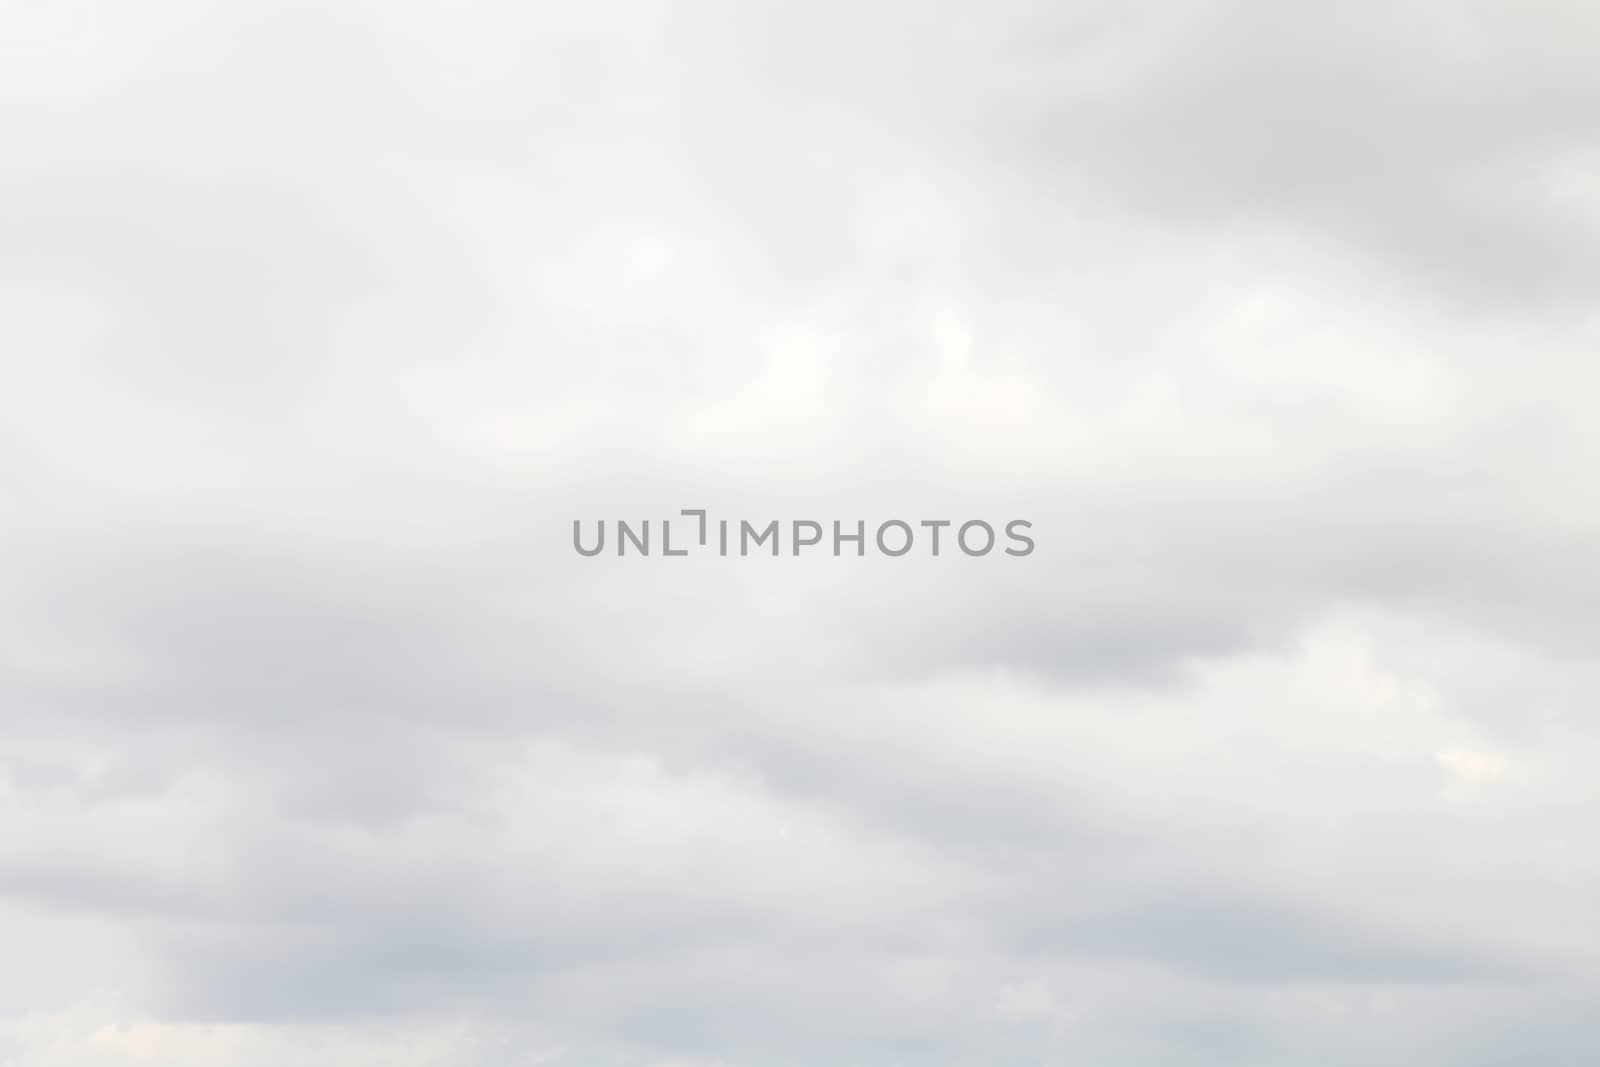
[3,1,1600,1064]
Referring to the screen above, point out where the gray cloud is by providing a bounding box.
[3,1,1600,1065]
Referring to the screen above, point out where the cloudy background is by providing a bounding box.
[4,1,1600,1064]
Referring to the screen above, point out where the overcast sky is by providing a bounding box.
[3,2,1600,1065]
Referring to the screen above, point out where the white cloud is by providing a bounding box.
[3,0,1599,1063]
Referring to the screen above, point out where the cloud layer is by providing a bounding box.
[4,2,1600,1064]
